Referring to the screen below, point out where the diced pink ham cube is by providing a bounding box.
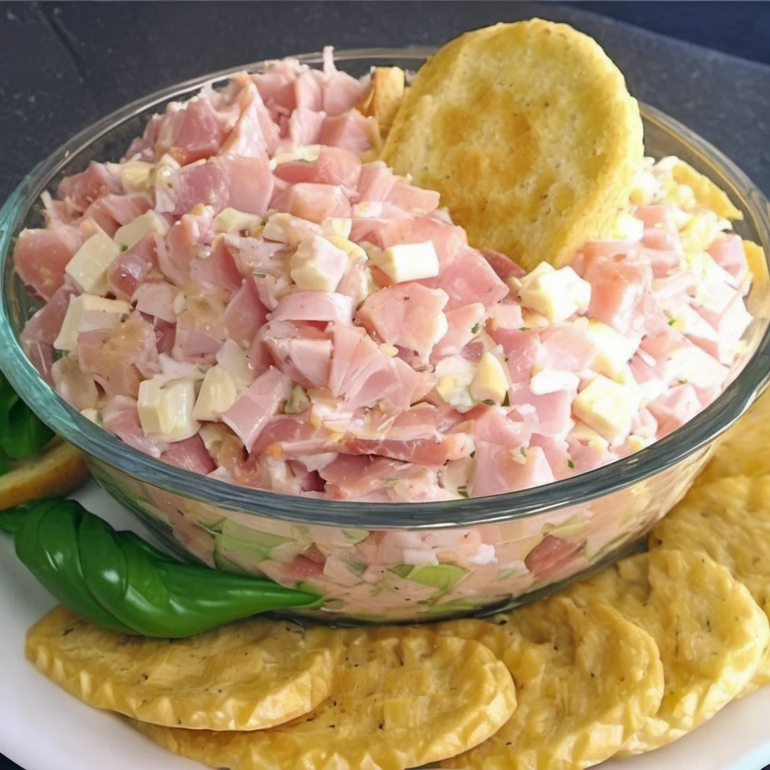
[224,278,269,348]
[358,283,449,363]
[223,367,292,450]
[422,248,508,310]
[276,183,351,223]
[275,146,362,190]
[13,225,84,300]
[269,291,354,325]
[156,97,225,165]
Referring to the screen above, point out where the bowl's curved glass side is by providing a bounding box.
[86,445,711,622]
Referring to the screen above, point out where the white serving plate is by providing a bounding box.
[2,481,770,770]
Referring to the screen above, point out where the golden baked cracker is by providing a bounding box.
[702,389,770,481]
[743,240,770,316]
[665,157,743,220]
[565,549,769,755]
[26,606,340,731]
[134,629,516,770]
[650,476,770,685]
[356,67,406,139]
[437,597,663,770]
[0,439,88,510]
[380,19,644,271]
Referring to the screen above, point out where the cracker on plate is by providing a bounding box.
[565,549,769,754]
[134,627,516,770]
[26,605,341,731]
[437,596,664,769]
[650,476,770,687]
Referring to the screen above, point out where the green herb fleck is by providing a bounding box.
[567,459,575,469]
[519,326,530,332]
[482,399,496,406]
[384,478,398,489]
[471,323,481,335]
[502,392,510,407]
[667,318,676,326]
[520,447,527,457]
[456,486,469,498]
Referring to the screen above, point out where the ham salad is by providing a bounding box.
[14,52,754,504]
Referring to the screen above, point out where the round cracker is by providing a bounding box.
[134,628,516,770]
[663,157,742,220]
[565,549,769,755]
[702,389,770,481]
[436,597,663,769]
[26,605,340,731]
[650,475,770,686]
[356,66,406,139]
[0,439,88,510]
[380,19,644,271]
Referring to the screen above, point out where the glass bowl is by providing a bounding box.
[2,49,770,623]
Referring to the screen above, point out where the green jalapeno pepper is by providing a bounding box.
[0,499,322,637]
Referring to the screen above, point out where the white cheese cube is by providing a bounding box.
[119,161,155,193]
[322,218,352,239]
[215,207,263,234]
[520,308,550,329]
[684,250,736,314]
[290,237,348,293]
[114,210,170,251]
[64,229,122,294]
[612,364,640,391]
[192,366,239,421]
[53,297,85,352]
[610,212,644,241]
[470,352,509,404]
[507,275,522,292]
[624,434,649,454]
[53,294,131,351]
[138,377,198,440]
[80,407,100,424]
[573,374,638,444]
[530,369,580,396]
[586,320,639,378]
[352,202,384,218]
[629,164,658,206]
[675,346,728,390]
[269,144,321,170]
[215,340,253,389]
[434,356,476,410]
[199,423,230,455]
[368,241,439,283]
[436,374,456,402]
[326,234,367,260]
[261,212,308,245]
[570,421,610,452]
[518,263,592,323]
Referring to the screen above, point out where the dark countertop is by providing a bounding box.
[2,3,770,770]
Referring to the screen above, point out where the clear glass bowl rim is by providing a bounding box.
[1,47,770,530]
